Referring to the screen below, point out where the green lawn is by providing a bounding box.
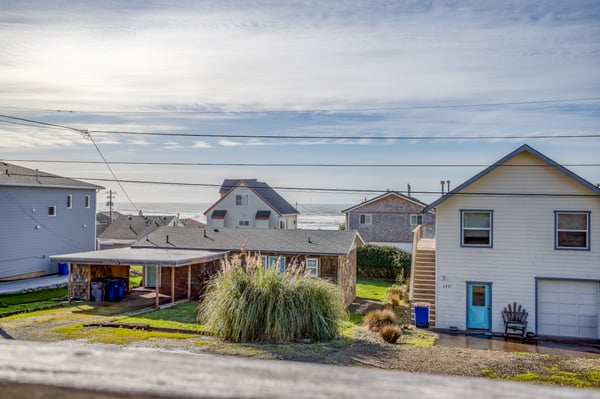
[356,278,393,302]
[0,287,68,315]
[118,302,206,332]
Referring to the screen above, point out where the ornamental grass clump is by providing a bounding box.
[380,325,403,344]
[198,254,347,343]
[363,309,397,332]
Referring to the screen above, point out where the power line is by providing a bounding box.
[2,112,599,141]
[5,172,599,198]
[1,96,599,114]
[89,130,600,140]
[3,158,600,168]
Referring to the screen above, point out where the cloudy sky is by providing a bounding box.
[0,0,599,210]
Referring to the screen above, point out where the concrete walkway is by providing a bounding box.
[0,274,68,295]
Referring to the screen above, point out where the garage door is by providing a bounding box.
[538,280,599,338]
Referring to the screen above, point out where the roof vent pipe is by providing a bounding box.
[440,180,445,195]
[308,236,312,244]
[35,169,40,184]
[407,184,411,197]
[446,180,451,192]
[203,229,207,238]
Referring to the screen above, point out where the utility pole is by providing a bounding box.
[106,190,116,224]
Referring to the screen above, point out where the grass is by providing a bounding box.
[356,278,393,302]
[482,367,600,388]
[200,255,347,343]
[0,287,68,315]
[400,328,436,347]
[130,266,143,289]
[53,324,194,345]
[119,302,207,332]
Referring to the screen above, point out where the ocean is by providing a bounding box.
[102,202,349,231]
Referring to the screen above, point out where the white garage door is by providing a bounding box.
[538,280,599,338]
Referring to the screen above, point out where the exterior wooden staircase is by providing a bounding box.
[409,225,436,326]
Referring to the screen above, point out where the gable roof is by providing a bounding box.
[98,215,177,241]
[134,227,364,256]
[423,144,600,212]
[341,191,429,213]
[0,162,103,190]
[205,179,298,216]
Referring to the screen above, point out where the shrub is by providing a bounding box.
[387,285,404,306]
[380,325,403,343]
[363,309,397,332]
[198,254,347,343]
[357,244,411,280]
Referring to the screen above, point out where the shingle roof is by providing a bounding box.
[98,215,177,241]
[134,227,364,256]
[211,210,227,219]
[255,210,271,219]
[423,144,600,212]
[0,162,103,190]
[341,191,429,213]
[209,179,298,215]
[179,218,207,228]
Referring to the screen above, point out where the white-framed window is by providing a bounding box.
[236,194,248,205]
[238,220,249,227]
[84,195,90,208]
[66,195,72,209]
[461,210,493,247]
[48,205,57,217]
[410,214,423,225]
[306,258,319,277]
[555,211,590,250]
[359,214,372,225]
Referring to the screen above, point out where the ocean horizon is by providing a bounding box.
[100,202,350,231]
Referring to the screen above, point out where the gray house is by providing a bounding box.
[342,191,435,244]
[97,214,180,250]
[0,162,102,280]
[204,179,299,229]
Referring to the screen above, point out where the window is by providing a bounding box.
[84,195,90,208]
[268,256,286,273]
[359,214,372,224]
[555,211,590,250]
[236,194,248,205]
[306,258,319,277]
[461,210,493,247]
[48,205,56,216]
[66,195,72,209]
[279,220,286,229]
[410,214,423,225]
[238,220,249,227]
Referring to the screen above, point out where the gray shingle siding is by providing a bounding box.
[346,194,434,242]
[0,186,97,278]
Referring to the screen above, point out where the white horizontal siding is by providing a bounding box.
[435,152,600,335]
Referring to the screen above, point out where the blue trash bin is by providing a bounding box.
[414,303,430,328]
[117,278,128,300]
[58,263,69,275]
[104,279,120,301]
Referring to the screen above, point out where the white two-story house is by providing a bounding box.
[204,179,299,229]
[410,144,600,339]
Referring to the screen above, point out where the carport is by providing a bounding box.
[51,247,228,308]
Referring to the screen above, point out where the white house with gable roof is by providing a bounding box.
[410,144,600,339]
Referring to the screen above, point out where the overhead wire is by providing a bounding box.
[2,158,599,168]
[4,172,599,198]
[0,96,599,114]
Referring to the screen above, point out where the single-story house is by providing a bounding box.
[52,227,364,308]
[96,214,180,250]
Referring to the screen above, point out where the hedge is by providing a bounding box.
[356,244,411,280]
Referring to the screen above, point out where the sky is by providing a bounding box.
[0,0,599,210]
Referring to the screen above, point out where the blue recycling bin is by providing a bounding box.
[104,279,120,301]
[414,303,430,328]
[58,263,69,275]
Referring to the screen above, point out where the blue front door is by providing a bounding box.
[467,283,491,330]
[146,266,157,288]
